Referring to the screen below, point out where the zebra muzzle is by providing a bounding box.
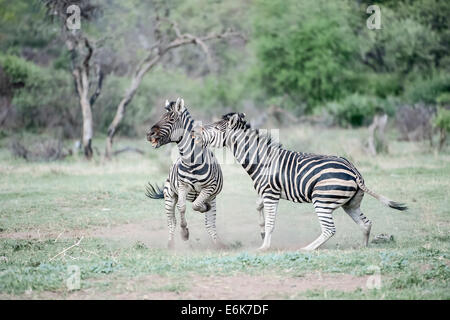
[147,128,161,148]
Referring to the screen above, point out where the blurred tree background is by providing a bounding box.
[0,0,449,157]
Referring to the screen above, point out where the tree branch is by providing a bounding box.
[82,37,93,77]
[104,18,244,159]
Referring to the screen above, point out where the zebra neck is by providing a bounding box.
[177,115,206,165]
[227,128,280,178]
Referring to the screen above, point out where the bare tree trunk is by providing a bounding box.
[69,37,102,159]
[80,96,94,159]
[42,1,103,160]
[439,128,447,151]
[367,113,388,156]
[73,49,94,159]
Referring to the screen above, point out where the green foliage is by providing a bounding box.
[404,73,450,104]
[0,54,42,85]
[325,94,383,127]
[434,107,450,133]
[0,0,53,51]
[361,9,439,74]
[437,93,450,106]
[358,73,403,98]
[90,260,120,274]
[401,0,450,69]
[251,0,360,110]
[0,54,77,130]
[1,0,449,133]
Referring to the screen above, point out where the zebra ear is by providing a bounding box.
[165,100,170,108]
[228,113,240,128]
[174,97,185,113]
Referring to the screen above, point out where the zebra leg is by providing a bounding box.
[179,207,189,241]
[192,188,213,213]
[177,184,189,242]
[256,197,265,240]
[302,205,336,251]
[258,196,280,251]
[342,190,372,246]
[204,198,226,249]
[164,185,177,249]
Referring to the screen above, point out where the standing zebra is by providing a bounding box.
[193,112,407,251]
[146,98,224,249]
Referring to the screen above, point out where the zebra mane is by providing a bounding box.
[165,101,176,111]
[222,112,282,149]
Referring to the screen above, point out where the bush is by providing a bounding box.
[434,107,450,150]
[0,54,78,135]
[437,93,450,106]
[434,108,450,131]
[359,8,440,74]
[9,138,71,162]
[395,104,435,142]
[325,94,383,127]
[404,73,450,104]
[0,54,42,85]
[251,0,360,111]
[359,73,403,98]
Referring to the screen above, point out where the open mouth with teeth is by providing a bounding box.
[147,132,161,148]
[149,136,160,148]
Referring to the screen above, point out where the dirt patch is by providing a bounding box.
[2,273,369,300]
[0,218,242,250]
[179,273,367,299]
[0,220,167,244]
[0,228,85,241]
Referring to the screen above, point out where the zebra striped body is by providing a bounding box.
[146,98,224,248]
[195,112,406,250]
[166,157,222,202]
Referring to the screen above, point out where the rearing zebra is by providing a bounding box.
[193,112,407,251]
[146,98,224,249]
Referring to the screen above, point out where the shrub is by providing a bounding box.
[395,104,435,142]
[404,73,450,105]
[0,54,42,86]
[437,93,450,106]
[359,73,403,98]
[251,0,360,111]
[359,8,440,74]
[434,107,450,150]
[325,94,382,127]
[9,138,71,162]
[0,54,78,135]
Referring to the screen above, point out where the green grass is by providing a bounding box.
[0,127,449,299]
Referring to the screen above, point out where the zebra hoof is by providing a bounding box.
[196,202,211,213]
[215,241,228,250]
[260,232,265,240]
[167,239,175,250]
[181,227,189,241]
[257,245,270,252]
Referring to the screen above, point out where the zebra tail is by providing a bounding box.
[356,178,407,211]
[145,182,165,200]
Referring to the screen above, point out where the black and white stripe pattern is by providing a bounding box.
[146,98,224,249]
[195,112,406,251]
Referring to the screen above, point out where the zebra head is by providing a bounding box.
[147,97,188,148]
[192,112,247,148]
